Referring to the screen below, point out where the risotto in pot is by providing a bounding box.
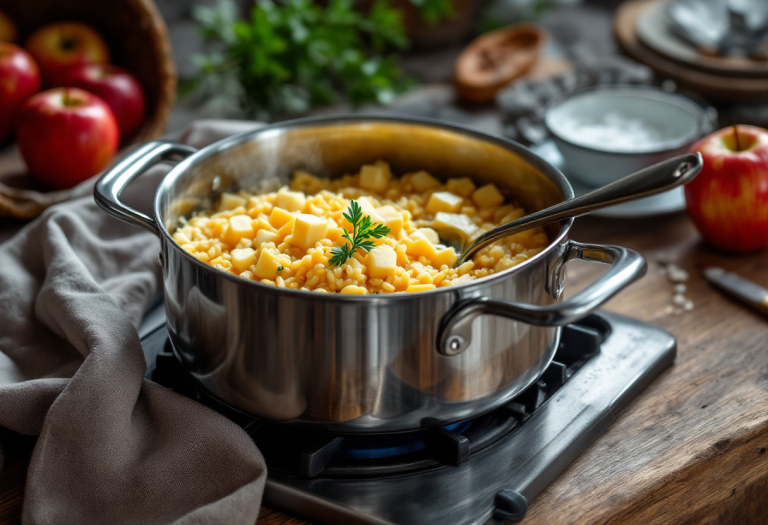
[172,161,549,294]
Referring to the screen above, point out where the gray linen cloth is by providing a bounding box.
[0,119,268,524]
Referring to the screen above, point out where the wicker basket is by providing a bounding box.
[0,0,176,144]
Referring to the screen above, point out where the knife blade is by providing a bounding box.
[703,267,768,318]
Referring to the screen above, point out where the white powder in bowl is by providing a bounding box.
[555,112,678,152]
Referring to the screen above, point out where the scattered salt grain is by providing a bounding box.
[684,300,694,312]
[672,293,687,305]
[673,284,687,294]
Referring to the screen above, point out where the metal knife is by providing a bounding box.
[704,267,768,318]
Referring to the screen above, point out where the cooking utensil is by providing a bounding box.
[704,267,768,318]
[95,115,647,433]
[438,152,702,266]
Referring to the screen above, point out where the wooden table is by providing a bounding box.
[2,210,767,524]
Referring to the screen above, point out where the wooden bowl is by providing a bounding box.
[0,0,176,144]
[454,24,545,103]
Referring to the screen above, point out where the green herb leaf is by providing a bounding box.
[277,265,284,271]
[185,0,413,120]
[329,200,391,267]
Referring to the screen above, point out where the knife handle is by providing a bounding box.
[704,267,768,319]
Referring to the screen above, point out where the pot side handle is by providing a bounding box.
[94,141,198,235]
[437,241,647,356]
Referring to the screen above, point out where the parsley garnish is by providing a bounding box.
[329,200,391,267]
[277,265,284,272]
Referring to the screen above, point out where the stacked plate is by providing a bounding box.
[615,0,768,102]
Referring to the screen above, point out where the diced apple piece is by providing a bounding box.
[375,205,404,236]
[446,177,476,198]
[340,285,368,295]
[253,248,282,280]
[218,193,246,211]
[255,229,278,248]
[359,163,392,193]
[223,214,255,246]
[426,191,463,214]
[433,212,477,238]
[417,227,440,244]
[432,247,458,268]
[290,214,329,250]
[472,184,505,209]
[406,284,436,293]
[269,207,294,229]
[231,248,257,273]
[275,189,306,212]
[411,171,441,192]
[364,244,397,278]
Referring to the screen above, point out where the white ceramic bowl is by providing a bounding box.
[544,86,707,187]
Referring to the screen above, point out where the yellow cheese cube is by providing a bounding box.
[472,184,505,209]
[275,189,306,212]
[223,214,255,246]
[446,177,476,198]
[405,231,438,260]
[253,248,282,280]
[376,205,404,236]
[426,191,463,215]
[342,196,383,230]
[255,229,278,248]
[340,285,368,295]
[433,212,477,238]
[364,244,397,278]
[290,214,329,250]
[275,216,296,242]
[218,193,246,211]
[410,171,441,192]
[269,207,294,229]
[417,227,440,245]
[254,217,276,233]
[231,248,258,273]
[359,163,392,193]
[406,284,436,293]
[432,247,458,268]
[501,208,526,224]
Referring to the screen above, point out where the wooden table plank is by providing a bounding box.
[2,212,768,525]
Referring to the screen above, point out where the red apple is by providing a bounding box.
[0,42,41,142]
[0,10,17,42]
[685,125,768,253]
[24,22,109,85]
[53,64,146,140]
[16,88,119,189]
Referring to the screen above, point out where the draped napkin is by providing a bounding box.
[0,120,269,525]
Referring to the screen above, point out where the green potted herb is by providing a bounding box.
[185,0,414,121]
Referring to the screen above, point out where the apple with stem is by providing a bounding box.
[16,88,119,189]
[685,125,768,253]
[54,63,146,141]
[25,22,109,85]
[0,42,41,142]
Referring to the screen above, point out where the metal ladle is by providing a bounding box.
[438,152,703,266]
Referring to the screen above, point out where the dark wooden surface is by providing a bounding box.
[3,210,768,524]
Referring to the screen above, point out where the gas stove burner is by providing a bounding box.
[139,310,675,525]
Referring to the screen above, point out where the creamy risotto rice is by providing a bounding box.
[172,161,549,294]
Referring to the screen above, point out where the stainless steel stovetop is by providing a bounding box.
[139,307,675,525]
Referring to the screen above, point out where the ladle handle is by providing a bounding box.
[460,152,703,264]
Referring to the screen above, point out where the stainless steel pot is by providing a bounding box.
[95,116,646,433]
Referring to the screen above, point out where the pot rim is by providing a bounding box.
[154,114,575,302]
